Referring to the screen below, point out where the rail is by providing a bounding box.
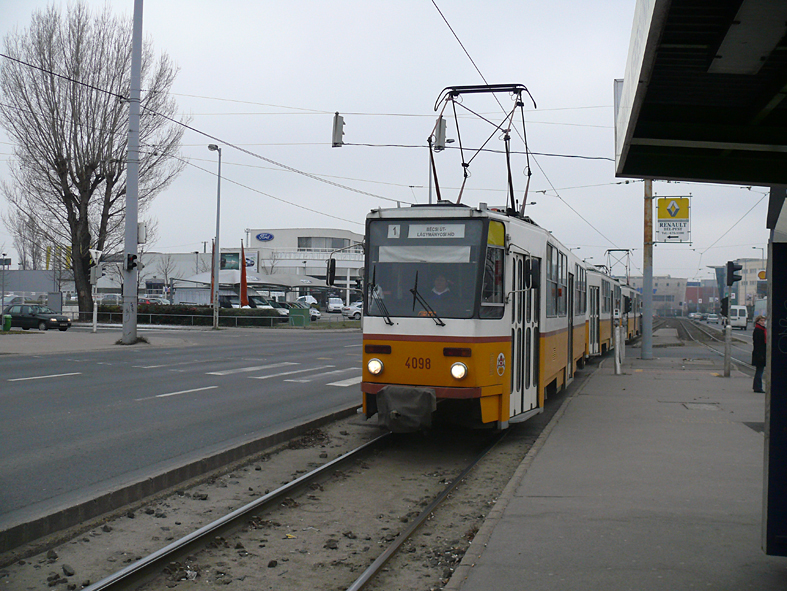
[83,434,392,591]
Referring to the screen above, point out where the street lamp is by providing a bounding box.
[1,252,6,312]
[208,144,222,330]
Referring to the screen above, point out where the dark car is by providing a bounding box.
[3,304,72,331]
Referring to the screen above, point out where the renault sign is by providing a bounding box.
[656,197,690,243]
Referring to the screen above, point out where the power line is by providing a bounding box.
[699,192,768,255]
[163,152,363,226]
[429,1,621,249]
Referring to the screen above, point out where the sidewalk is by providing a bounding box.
[0,325,195,356]
[448,341,787,590]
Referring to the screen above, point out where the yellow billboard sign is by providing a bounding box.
[656,197,691,242]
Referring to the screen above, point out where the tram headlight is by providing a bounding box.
[450,362,468,380]
[367,358,384,375]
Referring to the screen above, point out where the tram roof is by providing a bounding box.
[614,0,787,187]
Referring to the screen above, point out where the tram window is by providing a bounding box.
[547,244,557,317]
[558,251,567,316]
[517,258,523,325]
[480,246,505,319]
[575,265,586,315]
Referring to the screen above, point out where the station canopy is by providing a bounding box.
[615,0,787,189]
[180,270,326,290]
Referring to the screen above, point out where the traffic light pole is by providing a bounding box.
[724,319,732,377]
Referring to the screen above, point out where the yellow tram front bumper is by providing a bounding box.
[361,335,510,425]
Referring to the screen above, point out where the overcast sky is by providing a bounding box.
[0,1,772,281]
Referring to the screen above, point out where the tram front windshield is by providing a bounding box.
[366,218,485,319]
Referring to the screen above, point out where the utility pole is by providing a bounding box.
[121,0,143,344]
[642,179,654,359]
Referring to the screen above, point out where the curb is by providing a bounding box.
[0,405,358,560]
[445,362,601,591]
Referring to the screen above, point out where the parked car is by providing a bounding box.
[327,297,344,313]
[267,299,290,321]
[341,301,363,320]
[1,295,23,307]
[99,294,123,305]
[3,304,71,331]
[139,297,169,305]
[296,295,318,307]
[707,314,720,324]
[290,301,321,321]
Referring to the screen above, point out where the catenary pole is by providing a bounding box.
[641,179,653,359]
[122,0,143,344]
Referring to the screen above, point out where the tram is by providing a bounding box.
[339,84,638,431]
[358,201,624,431]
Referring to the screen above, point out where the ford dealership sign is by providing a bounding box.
[256,232,274,242]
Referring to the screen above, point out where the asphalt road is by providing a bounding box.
[0,327,362,530]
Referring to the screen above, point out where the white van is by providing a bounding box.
[327,297,344,313]
[729,305,748,329]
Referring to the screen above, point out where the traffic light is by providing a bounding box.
[326,258,336,286]
[126,253,138,271]
[726,261,742,286]
[624,297,632,313]
[434,116,447,151]
[89,264,107,285]
[720,296,729,317]
[332,112,344,147]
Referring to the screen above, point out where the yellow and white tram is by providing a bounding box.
[348,83,638,432]
[358,202,635,432]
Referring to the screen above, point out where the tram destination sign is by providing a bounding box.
[656,197,691,243]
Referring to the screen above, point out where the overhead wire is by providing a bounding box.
[429,1,622,249]
[0,51,411,212]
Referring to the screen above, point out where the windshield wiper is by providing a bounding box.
[410,271,445,326]
[369,266,393,325]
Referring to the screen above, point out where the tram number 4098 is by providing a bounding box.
[405,357,431,370]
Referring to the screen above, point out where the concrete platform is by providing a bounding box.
[448,346,787,590]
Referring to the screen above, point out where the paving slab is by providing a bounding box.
[449,350,787,590]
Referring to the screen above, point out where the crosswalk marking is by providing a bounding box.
[249,365,335,380]
[284,367,358,383]
[327,375,362,387]
[206,362,297,376]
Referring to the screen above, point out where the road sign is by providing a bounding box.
[656,197,691,243]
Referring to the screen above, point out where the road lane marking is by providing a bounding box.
[327,375,362,387]
[135,386,219,401]
[249,365,335,380]
[8,372,81,382]
[206,362,297,376]
[285,367,357,383]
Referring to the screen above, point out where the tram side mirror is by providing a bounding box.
[528,258,540,289]
[326,258,336,286]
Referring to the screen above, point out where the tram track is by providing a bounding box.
[5,362,585,591]
[670,318,754,373]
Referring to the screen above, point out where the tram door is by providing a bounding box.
[567,273,574,379]
[510,254,539,417]
[589,286,600,355]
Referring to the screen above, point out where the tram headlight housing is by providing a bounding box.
[450,362,468,380]
[367,358,384,375]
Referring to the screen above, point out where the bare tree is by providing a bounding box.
[156,253,178,283]
[259,249,280,274]
[0,3,187,312]
[1,206,47,269]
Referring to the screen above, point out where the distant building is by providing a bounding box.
[628,275,688,316]
[91,228,364,306]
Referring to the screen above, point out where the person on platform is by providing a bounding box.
[752,315,767,393]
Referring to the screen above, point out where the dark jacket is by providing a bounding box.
[752,323,766,368]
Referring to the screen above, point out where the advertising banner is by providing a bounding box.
[656,197,691,243]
